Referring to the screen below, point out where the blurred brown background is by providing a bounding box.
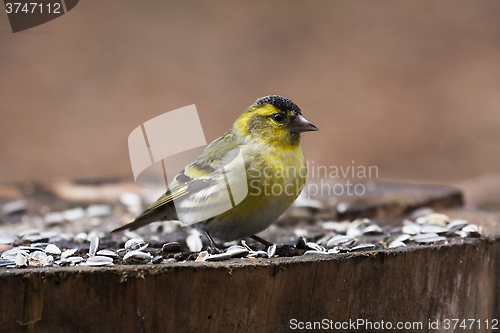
[1,0,499,207]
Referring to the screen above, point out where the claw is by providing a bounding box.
[205,232,224,254]
[207,245,224,254]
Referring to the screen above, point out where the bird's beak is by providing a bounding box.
[290,114,319,133]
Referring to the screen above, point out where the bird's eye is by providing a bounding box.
[273,113,284,122]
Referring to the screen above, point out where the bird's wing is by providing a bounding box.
[172,144,251,224]
[112,133,250,232]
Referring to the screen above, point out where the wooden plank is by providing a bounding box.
[1,180,498,333]
[0,237,498,333]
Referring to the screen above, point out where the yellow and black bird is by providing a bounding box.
[112,95,318,249]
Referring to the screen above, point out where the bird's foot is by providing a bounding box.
[207,245,224,254]
[205,232,224,254]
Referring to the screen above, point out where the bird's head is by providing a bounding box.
[233,95,318,147]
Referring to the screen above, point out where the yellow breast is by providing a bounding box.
[216,144,305,229]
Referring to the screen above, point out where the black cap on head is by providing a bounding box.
[255,95,302,115]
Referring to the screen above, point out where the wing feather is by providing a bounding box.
[111,132,248,232]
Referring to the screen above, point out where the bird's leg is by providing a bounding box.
[250,235,273,248]
[205,232,224,254]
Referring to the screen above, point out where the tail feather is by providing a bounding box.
[110,215,156,233]
[110,205,176,233]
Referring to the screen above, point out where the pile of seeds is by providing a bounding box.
[0,207,482,268]
[293,209,481,256]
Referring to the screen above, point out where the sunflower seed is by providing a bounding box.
[402,220,421,235]
[267,244,277,257]
[125,239,148,252]
[1,248,29,259]
[61,249,77,259]
[161,242,181,253]
[447,219,468,234]
[394,234,411,243]
[195,251,209,262]
[295,236,307,250]
[65,256,83,264]
[0,234,18,245]
[63,207,85,221]
[350,244,376,252]
[28,251,50,267]
[89,237,99,256]
[351,218,369,228]
[322,221,347,233]
[74,232,88,243]
[116,248,127,255]
[2,200,27,215]
[415,213,450,226]
[462,224,480,237]
[306,242,325,252]
[0,259,15,267]
[206,252,232,262]
[420,224,448,234]
[413,233,446,244]
[409,207,435,220]
[304,250,328,255]
[34,243,50,251]
[293,197,324,211]
[247,250,268,258]
[86,256,113,266]
[96,250,119,258]
[44,212,64,225]
[120,192,142,208]
[226,246,249,258]
[346,226,362,237]
[388,240,406,248]
[361,224,383,235]
[316,234,335,246]
[151,255,164,264]
[48,233,72,244]
[0,253,16,260]
[123,230,142,240]
[336,202,349,214]
[19,246,39,252]
[55,260,67,266]
[23,235,49,243]
[15,254,28,267]
[44,244,61,256]
[86,204,112,217]
[335,246,350,253]
[123,250,152,264]
[18,229,39,238]
[326,235,356,248]
[384,226,402,234]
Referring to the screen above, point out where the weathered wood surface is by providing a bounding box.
[0,235,498,333]
[0,180,499,333]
